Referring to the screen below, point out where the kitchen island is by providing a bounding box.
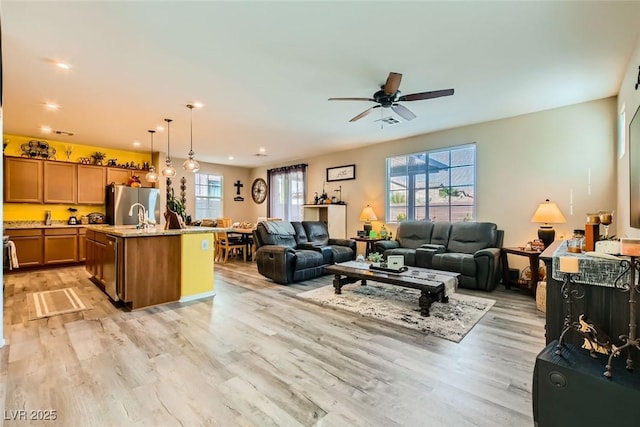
[85,225,218,309]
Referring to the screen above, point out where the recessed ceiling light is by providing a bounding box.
[156,125,165,132]
[258,147,266,154]
[41,126,52,134]
[193,101,204,109]
[133,140,141,147]
[55,62,71,70]
[43,102,59,111]
[228,156,234,160]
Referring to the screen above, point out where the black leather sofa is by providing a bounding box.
[253,221,356,284]
[374,221,503,291]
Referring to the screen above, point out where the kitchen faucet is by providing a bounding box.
[128,203,155,230]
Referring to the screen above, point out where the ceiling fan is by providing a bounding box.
[329,72,454,122]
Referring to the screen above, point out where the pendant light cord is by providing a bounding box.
[148,130,155,158]
[164,118,172,160]
[188,104,194,153]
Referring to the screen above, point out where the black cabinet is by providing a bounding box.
[533,341,640,427]
[541,256,640,363]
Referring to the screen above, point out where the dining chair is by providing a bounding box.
[215,230,246,262]
[216,218,232,228]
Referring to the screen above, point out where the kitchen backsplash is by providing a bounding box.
[4,220,88,229]
[3,204,105,222]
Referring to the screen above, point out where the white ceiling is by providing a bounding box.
[3,1,639,168]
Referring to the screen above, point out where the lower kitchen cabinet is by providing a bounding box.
[78,228,87,261]
[7,229,44,267]
[44,228,78,264]
[86,229,182,308]
[85,230,106,283]
[5,227,86,269]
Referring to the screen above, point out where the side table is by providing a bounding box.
[501,247,543,296]
[351,237,384,257]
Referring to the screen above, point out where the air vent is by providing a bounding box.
[54,129,75,136]
[253,153,268,157]
[374,116,401,125]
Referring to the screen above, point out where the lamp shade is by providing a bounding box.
[531,199,566,224]
[359,205,378,222]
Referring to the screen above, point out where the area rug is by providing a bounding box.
[297,282,495,342]
[27,288,91,320]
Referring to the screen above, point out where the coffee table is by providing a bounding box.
[324,262,458,317]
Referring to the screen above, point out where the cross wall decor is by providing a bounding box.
[233,180,244,202]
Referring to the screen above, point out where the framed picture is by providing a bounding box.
[326,164,356,182]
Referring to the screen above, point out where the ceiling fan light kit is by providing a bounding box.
[161,118,177,178]
[183,104,201,173]
[329,72,454,122]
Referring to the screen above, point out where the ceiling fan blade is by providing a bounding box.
[383,72,402,95]
[391,104,416,121]
[328,97,375,102]
[398,88,454,102]
[349,105,380,122]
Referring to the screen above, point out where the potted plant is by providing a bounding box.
[367,252,384,266]
[91,151,106,165]
[165,190,186,230]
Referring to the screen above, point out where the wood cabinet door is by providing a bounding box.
[106,168,132,186]
[77,165,107,204]
[11,236,44,266]
[95,242,106,283]
[85,239,94,275]
[4,157,43,203]
[43,162,77,204]
[44,235,78,264]
[78,234,86,261]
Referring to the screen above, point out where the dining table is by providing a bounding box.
[222,227,256,260]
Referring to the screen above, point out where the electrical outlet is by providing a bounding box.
[201,240,209,250]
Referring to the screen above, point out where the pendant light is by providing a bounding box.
[183,104,201,173]
[161,118,176,178]
[144,130,159,183]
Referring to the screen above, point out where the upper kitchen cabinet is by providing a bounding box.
[4,157,43,203]
[77,165,107,204]
[43,162,77,204]
[106,168,132,186]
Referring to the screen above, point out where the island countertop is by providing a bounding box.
[86,225,223,238]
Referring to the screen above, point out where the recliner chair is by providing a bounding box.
[253,221,356,284]
[375,221,503,291]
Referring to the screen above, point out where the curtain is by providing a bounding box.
[267,163,307,221]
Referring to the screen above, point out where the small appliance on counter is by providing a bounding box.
[44,210,52,226]
[87,212,106,224]
[68,208,78,225]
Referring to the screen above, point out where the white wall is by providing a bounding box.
[250,97,618,248]
[617,34,640,238]
[164,154,253,223]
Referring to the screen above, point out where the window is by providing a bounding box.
[194,173,222,219]
[268,164,307,221]
[386,144,476,223]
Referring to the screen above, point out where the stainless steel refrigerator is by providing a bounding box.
[105,185,161,225]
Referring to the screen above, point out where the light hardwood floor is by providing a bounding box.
[1,263,545,426]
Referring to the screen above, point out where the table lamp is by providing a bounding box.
[359,205,378,235]
[531,199,566,249]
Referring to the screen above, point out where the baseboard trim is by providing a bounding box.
[179,291,216,303]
